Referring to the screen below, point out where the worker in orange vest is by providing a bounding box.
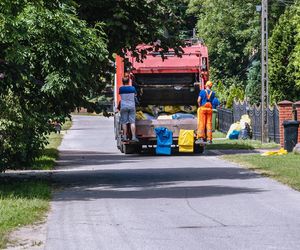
[196,81,215,144]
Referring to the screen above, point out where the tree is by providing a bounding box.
[291,2,300,96]
[269,4,300,102]
[187,0,294,105]
[188,0,261,85]
[75,0,189,57]
[0,0,193,170]
[0,0,108,170]
[245,60,261,105]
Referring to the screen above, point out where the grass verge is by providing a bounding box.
[210,131,279,150]
[0,179,51,248]
[223,153,300,191]
[0,119,72,248]
[31,120,72,170]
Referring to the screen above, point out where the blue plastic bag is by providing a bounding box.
[228,130,240,140]
[154,127,173,155]
[172,113,195,120]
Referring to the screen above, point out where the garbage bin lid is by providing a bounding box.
[282,120,300,126]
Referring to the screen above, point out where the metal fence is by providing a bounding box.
[217,107,233,134]
[217,101,280,143]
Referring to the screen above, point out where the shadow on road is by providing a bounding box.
[52,166,261,187]
[1,149,265,202]
[49,160,264,201]
[52,185,264,201]
[56,149,260,169]
[56,150,141,168]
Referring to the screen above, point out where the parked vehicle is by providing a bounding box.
[114,40,209,154]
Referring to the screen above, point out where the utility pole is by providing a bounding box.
[261,0,269,143]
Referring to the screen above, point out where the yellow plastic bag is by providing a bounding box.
[240,114,251,129]
[178,130,194,153]
[164,105,181,114]
[136,111,147,120]
[261,148,287,156]
[240,114,251,125]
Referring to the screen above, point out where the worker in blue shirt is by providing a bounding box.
[118,77,139,142]
[212,97,220,109]
[196,81,215,144]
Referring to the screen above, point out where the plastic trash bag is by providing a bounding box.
[157,115,173,120]
[240,115,251,129]
[136,111,147,120]
[155,127,173,155]
[164,105,181,114]
[261,148,288,156]
[178,130,194,153]
[172,113,195,120]
[226,122,241,139]
[228,130,240,140]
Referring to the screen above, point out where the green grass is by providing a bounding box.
[208,139,279,150]
[210,131,279,150]
[223,153,300,191]
[31,120,72,170]
[0,179,51,248]
[212,130,227,139]
[0,119,72,248]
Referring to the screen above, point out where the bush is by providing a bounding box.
[0,92,50,172]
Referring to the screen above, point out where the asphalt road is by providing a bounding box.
[45,115,300,250]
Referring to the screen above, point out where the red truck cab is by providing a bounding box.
[114,40,209,154]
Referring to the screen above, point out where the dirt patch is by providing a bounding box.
[6,220,47,250]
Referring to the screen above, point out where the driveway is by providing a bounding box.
[45,115,300,250]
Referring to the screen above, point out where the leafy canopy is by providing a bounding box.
[0,0,107,170]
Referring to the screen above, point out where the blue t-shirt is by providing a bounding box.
[119,86,136,95]
[119,86,137,109]
[212,97,220,109]
[199,89,215,106]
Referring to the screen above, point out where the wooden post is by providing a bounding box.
[261,0,269,143]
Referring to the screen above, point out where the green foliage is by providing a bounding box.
[291,3,300,94]
[0,91,49,171]
[245,60,261,105]
[269,5,297,102]
[188,0,296,104]
[189,0,260,84]
[269,2,300,102]
[76,0,188,57]
[213,76,244,108]
[0,0,194,170]
[0,1,107,171]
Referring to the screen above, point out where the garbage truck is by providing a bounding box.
[114,40,209,154]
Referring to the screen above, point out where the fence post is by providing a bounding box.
[278,100,293,147]
[294,101,300,144]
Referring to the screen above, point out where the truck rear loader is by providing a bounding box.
[114,40,209,154]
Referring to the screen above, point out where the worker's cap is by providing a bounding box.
[205,81,213,87]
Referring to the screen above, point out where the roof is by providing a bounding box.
[127,43,208,74]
